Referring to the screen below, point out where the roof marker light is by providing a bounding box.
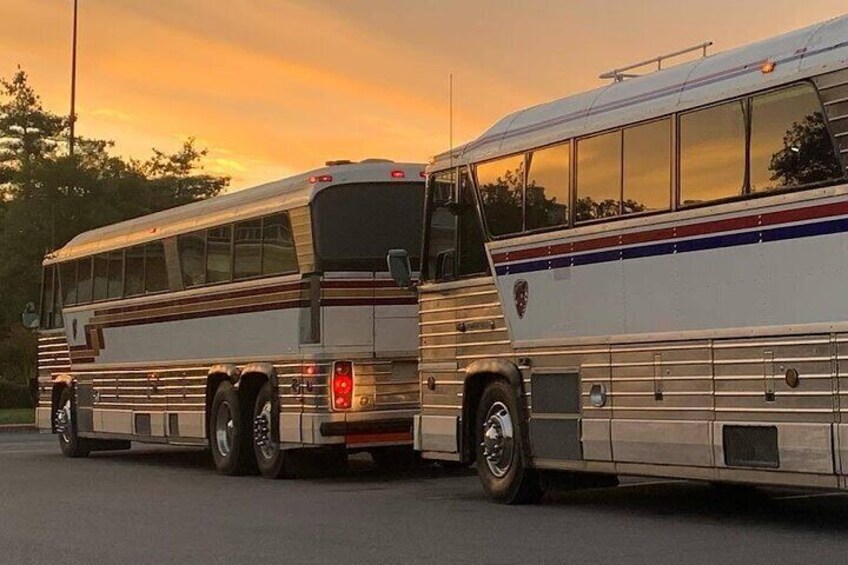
[390,170,405,179]
[761,60,776,74]
[309,174,333,184]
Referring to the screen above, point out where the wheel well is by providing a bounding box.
[50,383,68,433]
[205,373,230,440]
[461,373,509,465]
[237,372,267,417]
[204,371,270,440]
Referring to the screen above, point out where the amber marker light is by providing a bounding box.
[761,60,776,74]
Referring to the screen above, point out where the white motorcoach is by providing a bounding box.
[35,159,425,477]
[390,16,848,503]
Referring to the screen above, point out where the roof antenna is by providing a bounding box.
[449,72,454,170]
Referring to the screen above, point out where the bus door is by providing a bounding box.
[418,167,509,455]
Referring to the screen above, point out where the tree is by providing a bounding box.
[0,68,230,386]
[770,112,844,187]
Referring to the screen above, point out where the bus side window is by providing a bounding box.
[40,265,63,329]
[144,241,168,294]
[124,245,145,297]
[76,257,93,304]
[178,230,207,287]
[206,226,232,283]
[262,213,297,275]
[59,261,78,306]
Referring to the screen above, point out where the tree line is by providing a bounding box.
[0,68,230,392]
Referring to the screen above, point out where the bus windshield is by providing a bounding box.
[312,182,424,271]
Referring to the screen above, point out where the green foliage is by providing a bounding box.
[0,67,230,384]
[0,380,33,409]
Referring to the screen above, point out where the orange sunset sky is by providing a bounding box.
[0,0,846,191]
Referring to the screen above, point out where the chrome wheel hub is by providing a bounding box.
[215,401,235,457]
[253,400,276,460]
[481,401,515,478]
[55,399,73,443]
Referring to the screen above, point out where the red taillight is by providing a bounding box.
[309,174,333,184]
[390,170,405,179]
[331,361,354,410]
[420,171,427,178]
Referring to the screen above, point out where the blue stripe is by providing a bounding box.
[494,216,848,277]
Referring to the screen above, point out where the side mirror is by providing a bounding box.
[387,249,413,289]
[21,302,39,330]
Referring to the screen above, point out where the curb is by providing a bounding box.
[0,424,36,433]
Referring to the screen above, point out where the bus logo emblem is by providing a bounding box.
[514,280,529,319]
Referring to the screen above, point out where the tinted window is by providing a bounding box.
[680,100,746,205]
[750,83,842,191]
[92,254,109,301]
[144,241,168,293]
[262,213,297,275]
[312,182,424,271]
[206,226,232,283]
[424,171,457,281]
[124,245,145,297]
[476,155,524,236]
[60,261,78,306]
[76,258,93,304]
[234,219,263,280]
[526,143,570,231]
[40,266,58,328]
[178,231,206,287]
[623,119,671,214]
[107,250,123,299]
[576,131,622,222]
[457,169,488,277]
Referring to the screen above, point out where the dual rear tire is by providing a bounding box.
[210,380,339,479]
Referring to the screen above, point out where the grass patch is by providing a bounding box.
[0,408,34,426]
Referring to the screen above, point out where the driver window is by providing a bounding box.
[423,168,489,282]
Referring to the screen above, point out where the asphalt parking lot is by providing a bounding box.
[3,432,848,565]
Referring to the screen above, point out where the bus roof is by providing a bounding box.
[429,14,848,172]
[45,160,425,265]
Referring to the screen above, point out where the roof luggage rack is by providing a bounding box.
[599,41,713,83]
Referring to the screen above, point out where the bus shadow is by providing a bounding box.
[544,480,848,532]
[89,445,475,483]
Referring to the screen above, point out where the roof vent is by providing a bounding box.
[325,160,355,166]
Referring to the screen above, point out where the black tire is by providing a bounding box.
[210,381,254,476]
[371,446,420,470]
[475,380,542,504]
[56,386,91,458]
[253,381,289,479]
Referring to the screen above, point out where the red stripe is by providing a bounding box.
[493,200,848,265]
[96,281,308,316]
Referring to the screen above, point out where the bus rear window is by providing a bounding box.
[312,182,424,271]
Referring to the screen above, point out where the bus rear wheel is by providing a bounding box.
[475,380,542,505]
[253,381,289,479]
[56,386,91,458]
[210,381,254,476]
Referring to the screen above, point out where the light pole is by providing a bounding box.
[69,0,78,157]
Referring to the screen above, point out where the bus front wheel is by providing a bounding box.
[56,386,91,458]
[475,380,542,504]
